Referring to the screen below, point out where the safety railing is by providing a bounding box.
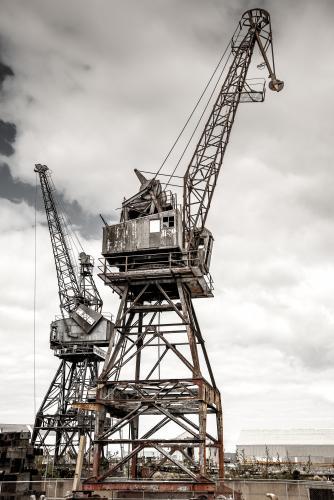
[98,249,214,291]
[99,249,201,273]
[222,78,266,103]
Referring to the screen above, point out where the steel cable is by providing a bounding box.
[33,173,38,417]
[154,25,238,186]
[48,173,83,279]
[164,48,233,190]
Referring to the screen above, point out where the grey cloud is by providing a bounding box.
[0,163,36,205]
[1,0,334,442]
[0,59,16,155]
[0,163,114,239]
[0,60,14,88]
[0,120,16,156]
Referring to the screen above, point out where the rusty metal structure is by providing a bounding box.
[32,165,113,465]
[76,8,283,497]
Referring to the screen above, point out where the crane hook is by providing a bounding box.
[269,78,284,92]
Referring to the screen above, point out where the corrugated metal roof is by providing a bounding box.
[0,424,31,433]
[237,429,334,445]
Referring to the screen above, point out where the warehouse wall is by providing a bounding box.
[225,479,334,500]
[237,444,334,462]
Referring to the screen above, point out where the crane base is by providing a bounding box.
[81,479,235,498]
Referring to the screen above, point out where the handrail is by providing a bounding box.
[99,250,201,271]
[98,249,214,292]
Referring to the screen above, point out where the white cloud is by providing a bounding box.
[0,198,115,423]
[0,0,334,450]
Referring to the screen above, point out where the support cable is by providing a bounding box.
[49,175,84,253]
[33,173,38,417]
[164,48,233,190]
[153,27,237,183]
[48,172,84,277]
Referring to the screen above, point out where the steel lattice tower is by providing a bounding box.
[32,356,99,464]
[79,8,283,498]
[32,165,113,468]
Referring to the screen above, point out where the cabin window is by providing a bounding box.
[205,235,214,267]
[198,237,205,249]
[162,216,175,228]
[149,219,160,233]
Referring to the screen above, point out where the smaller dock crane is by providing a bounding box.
[32,164,113,467]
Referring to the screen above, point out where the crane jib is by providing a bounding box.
[183,8,283,251]
[34,164,81,314]
[34,164,103,316]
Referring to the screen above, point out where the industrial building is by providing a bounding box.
[0,423,40,499]
[237,429,334,463]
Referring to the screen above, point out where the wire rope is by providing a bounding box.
[49,175,84,252]
[48,173,83,280]
[33,174,38,417]
[153,25,238,183]
[164,48,233,190]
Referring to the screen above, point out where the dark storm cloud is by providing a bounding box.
[0,163,35,203]
[0,120,16,156]
[0,49,109,239]
[0,163,110,238]
[0,56,15,154]
[0,60,13,88]
[1,0,334,444]
[0,58,104,238]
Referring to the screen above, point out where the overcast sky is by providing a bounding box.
[0,0,334,452]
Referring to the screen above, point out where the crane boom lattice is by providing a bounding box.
[32,165,113,469]
[34,164,80,314]
[183,9,283,249]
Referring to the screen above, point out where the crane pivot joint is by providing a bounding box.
[34,163,49,173]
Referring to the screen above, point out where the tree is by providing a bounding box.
[263,445,272,478]
[285,450,293,477]
[276,452,282,470]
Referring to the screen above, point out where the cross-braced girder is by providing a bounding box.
[34,164,80,314]
[88,278,223,484]
[32,359,98,464]
[183,8,283,249]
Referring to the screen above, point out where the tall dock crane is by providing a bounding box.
[78,8,283,498]
[32,165,114,466]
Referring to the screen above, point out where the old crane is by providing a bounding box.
[82,8,283,497]
[32,165,114,466]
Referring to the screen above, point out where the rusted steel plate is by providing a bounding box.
[71,403,104,411]
[82,480,215,493]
